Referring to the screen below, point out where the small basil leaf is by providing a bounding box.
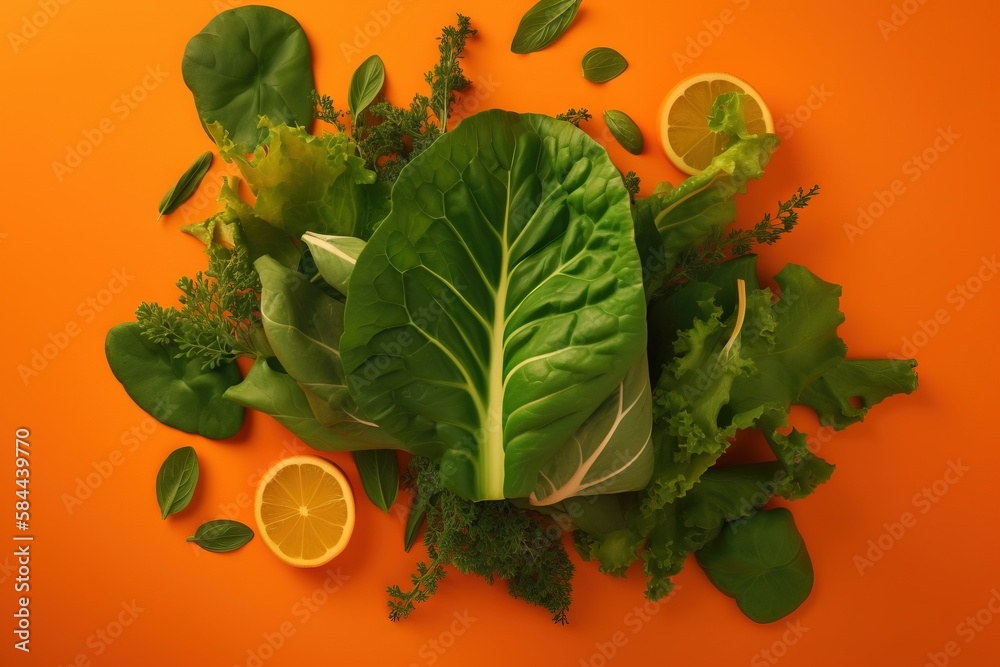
[156,446,199,519]
[403,490,432,552]
[182,6,315,152]
[511,0,582,54]
[158,152,213,220]
[186,520,254,553]
[348,54,385,121]
[581,47,628,83]
[695,507,814,623]
[353,449,399,513]
[105,322,245,439]
[604,110,644,155]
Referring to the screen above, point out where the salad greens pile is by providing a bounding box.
[105,5,917,625]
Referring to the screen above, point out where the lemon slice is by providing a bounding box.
[254,455,355,567]
[659,72,774,175]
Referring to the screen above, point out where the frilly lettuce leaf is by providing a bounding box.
[211,118,390,239]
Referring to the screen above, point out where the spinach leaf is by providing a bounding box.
[531,355,653,505]
[341,109,647,500]
[105,322,245,439]
[604,110,643,154]
[157,152,212,219]
[511,0,582,54]
[353,449,399,513]
[581,47,628,83]
[186,520,254,552]
[182,6,315,152]
[695,508,813,623]
[156,446,199,519]
[348,55,385,122]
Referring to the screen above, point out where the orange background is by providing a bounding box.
[3,1,999,665]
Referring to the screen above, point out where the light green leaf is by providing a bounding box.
[531,355,653,505]
[696,508,814,623]
[156,446,199,519]
[255,257,398,449]
[301,233,366,295]
[342,109,647,500]
[348,54,385,121]
[212,119,383,239]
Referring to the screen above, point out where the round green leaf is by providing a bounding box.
[105,322,245,439]
[581,47,628,83]
[182,6,315,152]
[511,0,583,54]
[604,110,644,155]
[156,446,199,519]
[695,508,814,623]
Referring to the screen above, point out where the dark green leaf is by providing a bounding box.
[186,520,254,552]
[797,359,918,429]
[158,152,213,219]
[105,322,245,439]
[511,0,582,54]
[182,6,315,152]
[156,446,199,519]
[696,508,814,623]
[348,54,386,121]
[403,490,430,552]
[353,449,399,513]
[604,110,643,154]
[581,47,627,83]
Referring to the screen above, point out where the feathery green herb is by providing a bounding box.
[668,185,820,286]
[136,240,262,369]
[388,456,574,624]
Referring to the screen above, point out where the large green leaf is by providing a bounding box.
[182,7,315,152]
[255,256,398,449]
[105,322,244,439]
[530,355,654,505]
[342,110,647,500]
[696,508,814,623]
